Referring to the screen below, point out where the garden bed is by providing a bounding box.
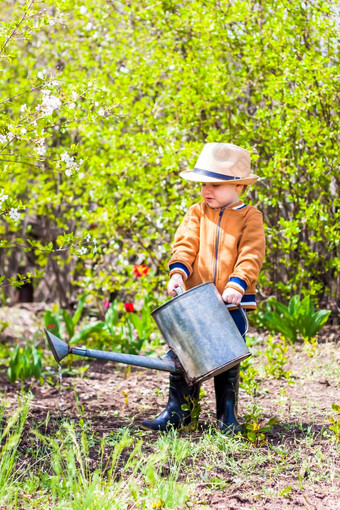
[0,305,339,509]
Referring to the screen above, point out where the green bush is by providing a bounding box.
[0,0,339,309]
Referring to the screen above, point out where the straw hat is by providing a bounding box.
[180,143,259,185]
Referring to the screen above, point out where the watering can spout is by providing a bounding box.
[44,329,70,363]
[44,329,182,374]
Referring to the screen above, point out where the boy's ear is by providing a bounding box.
[236,184,248,195]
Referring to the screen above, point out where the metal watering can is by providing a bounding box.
[45,282,250,385]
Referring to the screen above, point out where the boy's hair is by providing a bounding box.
[239,185,248,195]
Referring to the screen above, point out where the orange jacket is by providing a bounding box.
[168,200,265,310]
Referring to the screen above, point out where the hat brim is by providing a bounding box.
[179,170,260,185]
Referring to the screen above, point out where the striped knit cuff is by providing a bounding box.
[169,262,190,280]
[226,276,247,295]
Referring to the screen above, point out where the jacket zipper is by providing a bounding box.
[213,207,225,284]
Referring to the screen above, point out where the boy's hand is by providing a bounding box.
[222,288,243,305]
[167,274,184,297]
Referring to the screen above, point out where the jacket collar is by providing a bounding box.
[231,201,246,210]
[202,200,247,213]
[205,200,246,212]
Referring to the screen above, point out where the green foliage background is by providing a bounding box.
[0,0,339,309]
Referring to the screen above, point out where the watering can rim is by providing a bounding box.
[151,281,215,317]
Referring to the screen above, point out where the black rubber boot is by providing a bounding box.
[141,374,200,431]
[214,364,243,434]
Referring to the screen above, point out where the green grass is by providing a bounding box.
[1,397,338,510]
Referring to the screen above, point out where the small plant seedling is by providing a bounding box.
[264,335,292,379]
[240,358,259,396]
[0,320,9,335]
[7,343,43,384]
[243,404,279,447]
[181,388,205,431]
[302,336,318,358]
[328,404,340,443]
[70,364,90,379]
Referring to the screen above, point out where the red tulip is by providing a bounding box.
[46,324,55,329]
[104,300,110,309]
[133,264,149,277]
[124,302,134,313]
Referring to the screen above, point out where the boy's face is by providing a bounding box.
[201,182,243,209]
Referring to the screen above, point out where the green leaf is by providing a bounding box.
[72,294,86,326]
[44,310,62,338]
[288,295,300,317]
[70,322,106,344]
[105,303,119,330]
[128,313,143,336]
[62,310,74,339]
[246,431,256,442]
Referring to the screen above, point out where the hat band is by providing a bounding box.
[193,167,241,181]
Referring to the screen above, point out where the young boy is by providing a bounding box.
[141,143,265,433]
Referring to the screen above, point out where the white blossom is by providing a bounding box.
[77,246,87,256]
[20,128,27,134]
[35,138,46,156]
[97,108,105,116]
[36,89,61,117]
[20,104,27,112]
[0,193,9,207]
[79,5,87,14]
[85,22,93,31]
[36,145,46,156]
[71,91,78,100]
[85,233,91,242]
[0,134,7,143]
[8,208,20,221]
[60,151,82,176]
[37,72,45,79]
[68,102,76,109]
[78,172,84,179]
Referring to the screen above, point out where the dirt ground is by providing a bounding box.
[0,304,339,509]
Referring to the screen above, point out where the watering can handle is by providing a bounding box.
[238,305,249,336]
[174,285,185,296]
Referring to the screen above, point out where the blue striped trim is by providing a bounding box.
[232,203,247,210]
[229,276,247,292]
[193,167,241,181]
[169,262,190,278]
[241,294,256,303]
